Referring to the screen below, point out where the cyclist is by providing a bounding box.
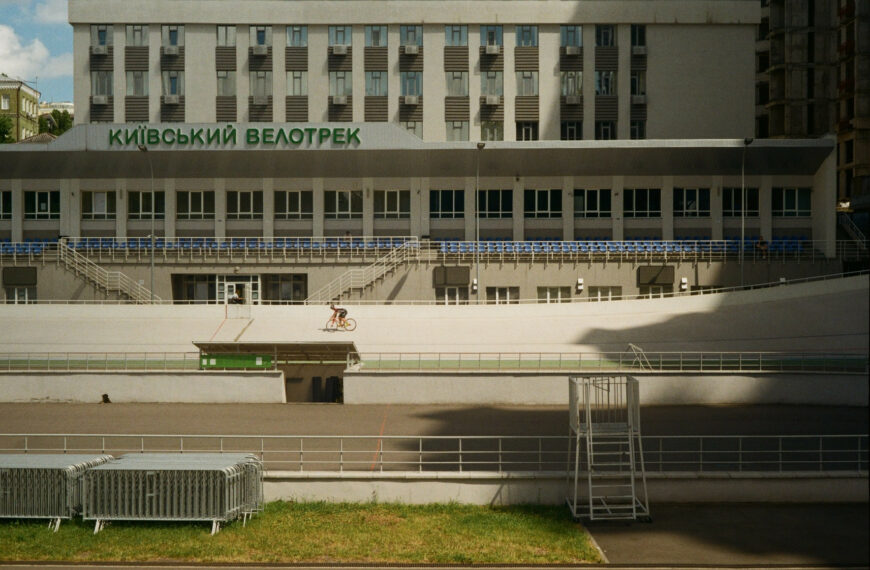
[329,303,348,328]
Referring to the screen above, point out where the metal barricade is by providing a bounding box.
[82,453,263,535]
[0,454,114,531]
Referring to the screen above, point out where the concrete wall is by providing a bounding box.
[0,371,286,403]
[264,471,868,504]
[343,373,869,406]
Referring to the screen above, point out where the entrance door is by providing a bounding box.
[217,275,261,304]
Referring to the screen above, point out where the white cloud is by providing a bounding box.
[34,0,68,24]
[0,24,72,80]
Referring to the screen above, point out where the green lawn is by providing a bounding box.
[0,502,600,564]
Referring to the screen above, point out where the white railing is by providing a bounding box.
[0,352,201,372]
[838,213,868,248]
[1,433,865,474]
[57,242,158,303]
[305,239,420,303]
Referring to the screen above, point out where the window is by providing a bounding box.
[722,187,760,216]
[446,121,469,141]
[430,189,465,219]
[631,24,646,47]
[478,189,512,218]
[227,191,264,220]
[445,25,467,46]
[287,71,307,96]
[0,191,11,219]
[446,72,468,96]
[91,71,113,96]
[374,190,411,219]
[329,26,351,46]
[481,121,503,141]
[640,285,672,299]
[265,274,307,304]
[486,286,519,304]
[595,71,615,95]
[400,25,422,46]
[538,287,571,303]
[524,189,561,218]
[217,25,235,47]
[329,72,352,96]
[325,190,363,219]
[630,120,646,140]
[126,71,148,96]
[81,191,116,220]
[631,70,646,95]
[287,26,308,47]
[162,25,184,47]
[401,72,422,96]
[772,187,811,217]
[0,95,8,110]
[275,190,314,220]
[482,71,503,96]
[561,25,581,47]
[128,191,165,220]
[516,25,538,47]
[365,25,387,47]
[402,122,422,138]
[91,24,113,46]
[217,71,236,96]
[588,286,622,301]
[24,191,60,220]
[481,25,503,46]
[673,188,711,217]
[624,188,661,218]
[561,71,582,95]
[561,121,582,141]
[250,71,272,97]
[595,121,615,140]
[5,286,36,304]
[517,121,539,141]
[596,25,615,47]
[574,189,611,218]
[126,25,148,46]
[436,287,469,305]
[162,71,184,96]
[250,26,271,46]
[516,71,538,96]
[365,72,386,96]
[176,191,215,220]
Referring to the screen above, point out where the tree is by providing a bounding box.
[38,110,73,136]
[0,115,14,144]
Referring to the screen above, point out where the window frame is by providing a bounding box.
[91,71,113,96]
[722,187,760,217]
[374,190,411,219]
[287,26,308,47]
[446,71,469,96]
[161,70,184,96]
[595,120,615,140]
[630,120,646,140]
[128,191,165,220]
[162,25,184,47]
[249,70,273,98]
[630,70,646,95]
[446,120,469,142]
[400,71,422,96]
[250,25,272,47]
[126,70,148,96]
[595,70,616,95]
[481,121,503,141]
[772,187,811,217]
[560,25,582,47]
[561,121,582,141]
[574,189,612,218]
[524,189,562,219]
[126,25,148,46]
[216,25,236,47]
[516,71,539,96]
[23,191,61,220]
[673,187,711,218]
[631,24,646,47]
[81,191,117,220]
[537,286,571,303]
[324,190,364,219]
[400,25,423,46]
[480,25,503,47]
[226,190,264,220]
[328,25,352,46]
[485,286,519,304]
[517,121,539,141]
[365,25,388,47]
[478,189,512,219]
[445,25,468,47]
[365,71,387,96]
[176,191,216,220]
[595,24,615,47]
[217,71,237,96]
[91,24,113,46]
[482,71,504,96]
[329,71,352,96]
[561,71,582,96]
[0,191,12,220]
[274,190,314,220]
[516,25,538,47]
[287,71,307,96]
[430,189,465,219]
[623,188,662,218]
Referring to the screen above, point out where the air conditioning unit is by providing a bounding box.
[564,45,581,55]
[92,95,108,105]
[631,94,647,105]
[485,95,500,105]
[332,44,348,55]
[332,95,347,105]
[631,45,647,56]
[163,45,179,56]
[403,95,419,105]
[403,44,419,55]
[485,44,500,55]
[252,96,269,105]
[91,45,108,55]
[565,95,581,105]
[164,94,180,105]
[252,45,268,56]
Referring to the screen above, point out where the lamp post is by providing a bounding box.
[740,137,753,288]
[137,144,155,302]
[475,142,485,304]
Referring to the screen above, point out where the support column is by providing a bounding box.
[312,179,324,237]
[710,175,724,240]
[66,180,81,238]
[562,176,574,240]
[812,138,837,258]
[115,178,127,238]
[114,25,125,123]
[759,175,773,242]
[149,26,161,122]
[11,181,23,242]
[362,179,374,237]
[410,178,423,238]
[512,178,524,240]
[163,179,176,238]
[464,176,475,241]
[262,178,274,238]
[419,177,431,238]
[273,27,286,122]
[661,176,674,241]
[616,25,631,140]
[503,27,516,142]
[611,175,624,241]
[582,24,595,141]
[214,179,226,238]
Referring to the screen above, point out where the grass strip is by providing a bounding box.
[0,501,600,564]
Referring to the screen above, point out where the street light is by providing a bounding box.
[475,142,485,304]
[740,137,753,288]
[137,144,155,302]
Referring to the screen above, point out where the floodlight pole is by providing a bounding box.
[475,142,485,304]
[137,145,155,302]
[740,138,753,289]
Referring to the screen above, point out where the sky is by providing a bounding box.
[0,0,73,102]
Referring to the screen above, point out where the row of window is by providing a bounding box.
[0,188,811,222]
[93,24,646,49]
[435,284,674,305]
[0,94,39,116]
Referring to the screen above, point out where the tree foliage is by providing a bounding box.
[0,115,14,143]
[38,109,73,136]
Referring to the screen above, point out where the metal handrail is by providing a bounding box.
[1,433,865,474]
[0,352,201,372]
[348,351,870,374]
[56,242,158,302]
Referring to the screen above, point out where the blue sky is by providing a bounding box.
[0,0,73,102]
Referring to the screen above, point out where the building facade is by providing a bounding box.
[0,75,40,142]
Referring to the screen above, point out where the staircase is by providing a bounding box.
[838,212,868,250]
[57,241,159,303]
[584,425,645,521]
[305,239,419,303]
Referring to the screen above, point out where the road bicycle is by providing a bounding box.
[325,314,357,331]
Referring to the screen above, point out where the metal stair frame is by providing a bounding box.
[57,240,158,303]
